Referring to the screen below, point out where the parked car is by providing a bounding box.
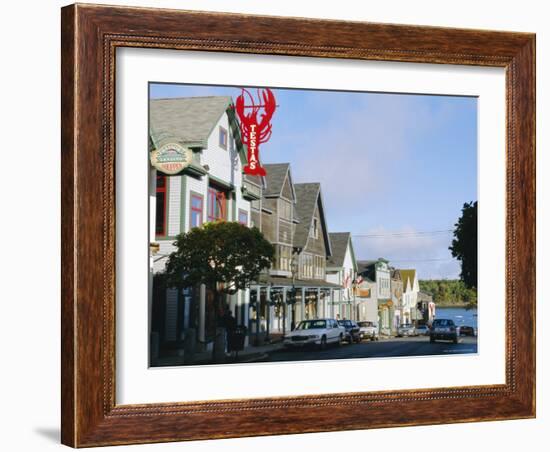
[284,318,345,350]
[396,323,415,337]
[358,321,379,341]
[415,324,430,336]
[337,320,361,343]
[459,325,476,336]
[430,319,459,343]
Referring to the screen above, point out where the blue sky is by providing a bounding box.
[150,83,478,280]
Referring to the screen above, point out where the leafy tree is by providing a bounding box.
[419,279,477,310]
[462,286,478,310]
[163,221,275,360]
[449,201,478,290]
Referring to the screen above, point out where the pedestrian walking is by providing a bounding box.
[222,309,237,354]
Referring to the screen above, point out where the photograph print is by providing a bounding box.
[148,82,478,367]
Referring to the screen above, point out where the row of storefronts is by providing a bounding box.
[148,95,430,360]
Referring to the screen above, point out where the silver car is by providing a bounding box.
[415,324,430,336]
[358,321,379,341]
[396,323,415,337]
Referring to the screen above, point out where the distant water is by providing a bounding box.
[436,306,478,329]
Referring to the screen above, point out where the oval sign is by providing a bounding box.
[150,143,193,175]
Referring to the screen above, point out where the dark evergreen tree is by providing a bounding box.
[449,201,478,290]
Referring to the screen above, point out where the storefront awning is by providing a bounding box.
[255,275,342,290]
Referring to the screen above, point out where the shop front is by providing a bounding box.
[248,277,341,344]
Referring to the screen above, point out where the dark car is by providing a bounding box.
[337,320,361,343]
[430,319,459,343]
[459,325,476,336]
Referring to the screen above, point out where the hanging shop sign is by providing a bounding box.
[235,88,277,176]
[150,143,193,175]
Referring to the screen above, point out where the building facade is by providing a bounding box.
[147,95,421,357]
[400,269,419,324]
[149,98,345,356]
[416,291,435,326]
[149,96,254,355]
[326,232,358,320]
[390,268,403,333]
[250,175,340,341]
[355,276,379,325]
[357,259,393,335]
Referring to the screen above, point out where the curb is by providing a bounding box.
[237,352,269,363]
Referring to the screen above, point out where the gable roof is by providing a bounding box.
[149,96,233,149]
[263,163,290,197]
[327,232,356,269]
[293,183,332,256]
[243,173,265,189]
[263,163,300,222]
[400,269,417,292]
[391,268,402,280]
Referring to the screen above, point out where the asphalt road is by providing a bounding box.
[260,335,478,363]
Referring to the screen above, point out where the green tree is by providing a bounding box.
[163,221,275,361]
[449,201,478,290]
[462,287,478,310]
[165,221,275,295]
[419,279,477,309]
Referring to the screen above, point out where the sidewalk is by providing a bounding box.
[153,340,285,367]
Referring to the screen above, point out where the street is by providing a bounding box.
[258,335,477,363]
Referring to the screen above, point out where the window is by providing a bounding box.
[219,126,228,149]
[279,199,292,220]
[314,255,325,279]
[279,221,291,243]
[310,218,319,239]
[278,245,291,272]
[207,187,226,221]
[238,209,248,226]
[155,174,167,236]
[296,320,326,330]
[189,193,203,229]
[301,253,313,279]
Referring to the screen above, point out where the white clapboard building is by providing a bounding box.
[149,96,256,352]
[325,232,358,320]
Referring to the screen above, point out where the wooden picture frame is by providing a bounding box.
[61,3,535,447]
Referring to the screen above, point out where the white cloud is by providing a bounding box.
[288,94,445,216]
[351,226,460,279]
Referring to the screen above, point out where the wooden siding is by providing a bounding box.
[261,198,278,242]
[281,174,293,200]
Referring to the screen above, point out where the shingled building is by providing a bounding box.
[247,168,341,341]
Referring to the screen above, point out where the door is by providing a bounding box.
[330,319,339,341]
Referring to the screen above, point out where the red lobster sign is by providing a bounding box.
[234,88,277,176]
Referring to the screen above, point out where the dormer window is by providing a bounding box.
[219,126,228,149]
